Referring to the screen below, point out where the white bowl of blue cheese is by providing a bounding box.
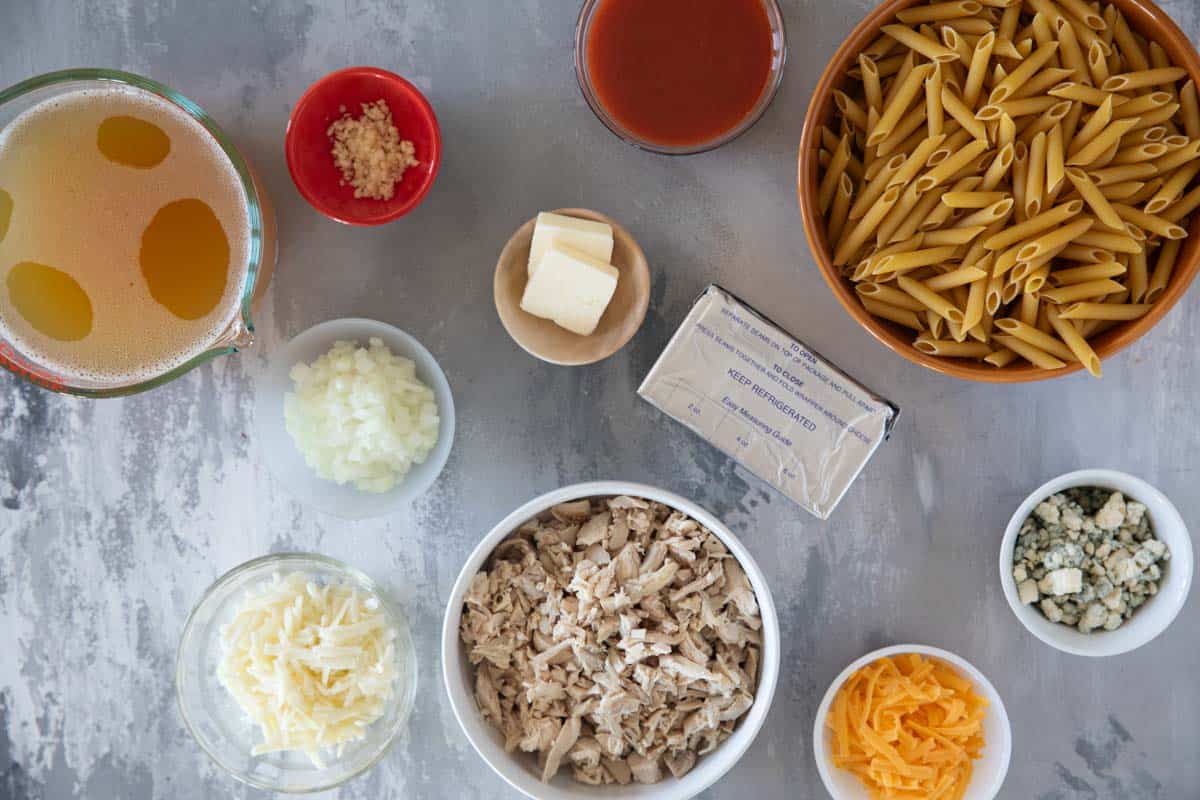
[1000,470,1193,657]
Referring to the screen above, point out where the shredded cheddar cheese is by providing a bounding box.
[827,654,987,800]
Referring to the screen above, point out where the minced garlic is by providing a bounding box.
[326,99,418,200]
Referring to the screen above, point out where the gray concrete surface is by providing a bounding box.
[2,0,1199,798]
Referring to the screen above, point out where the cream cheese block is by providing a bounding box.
[520,243,619,336]
[528,212,614,276]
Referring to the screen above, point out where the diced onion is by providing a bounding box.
[284,337,439,493]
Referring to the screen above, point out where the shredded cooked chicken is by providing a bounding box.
[460,496,761,785]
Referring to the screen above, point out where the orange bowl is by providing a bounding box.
[798,0,1200,382]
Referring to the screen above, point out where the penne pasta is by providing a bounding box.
[1025,130,1047,217]
[1051,260,1126,285]
[815,0,1200,376]
[882,25,960,64]
[851,155,907,219]
[1088,161,1156,185]
[898,276,965,323]
[1039,278,1125,304]
[1057,302,1152,320]
[989,41,1060,104]
[1181,80,1200,139]
[993,318,1076,362]
[913,337,992,357]
[1066,117,1141,166]
[1046,123,1066,192]
[914,139,990,192]
[861,297,927,330]
[925,66,945,137]
[1110,203,1188,239]
[1072,227,1143,253]
[1111,91,1172,121]
[1096,179,1145,201]
[1127,249,1149,303]
[818,135,852,214]
[963,31,997,108]
[1049,82,1125,106]
[1059,243,1114,262]
[956,198,1014,227]
[1110,8,1148,70]
[984,347,1019,367]
[1102,67,1189,93]
[942,191,1008,208]
[1146,237,1180,303]
[875,246,960,273]
[1065,167,1124,230]
[1046,307,1102,376]
[924,265,989,291]
[828,173,855,244]
[869,63,936,146]
[857,282,928,312]
[1069,95,1114,156]
[993,333,1067,369]
[983,200,1084,250]
[860,54,883,112]
[1145,161,1200,214]
[834,185,903,266]
[942,86,988,142]
[924,225,988,245]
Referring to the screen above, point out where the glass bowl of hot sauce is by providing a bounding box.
[575,0,786,155]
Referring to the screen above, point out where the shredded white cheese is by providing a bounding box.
[217,572,399,766]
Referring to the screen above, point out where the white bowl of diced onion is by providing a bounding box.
[999,469,1194,657]
[176,553,418,793]
[255,318,455,519]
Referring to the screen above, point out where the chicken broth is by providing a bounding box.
[0,85,250,383]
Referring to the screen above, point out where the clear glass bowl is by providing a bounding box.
[574,0,787,155]
[175,553,417,793]
[0,68,277,397]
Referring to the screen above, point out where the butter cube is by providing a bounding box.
[520,244,619,336]
[528,212,614,276]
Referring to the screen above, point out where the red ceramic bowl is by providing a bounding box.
[286,67,441,225]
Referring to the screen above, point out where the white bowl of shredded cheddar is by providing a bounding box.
[176,553,418,793]
[813,645,1011,800]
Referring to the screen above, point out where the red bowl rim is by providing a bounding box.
[796,0,1200,383]
[285,66,442,226]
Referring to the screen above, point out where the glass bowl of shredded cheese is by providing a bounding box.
[176,553,417,792]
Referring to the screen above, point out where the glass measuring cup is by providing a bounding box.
[0,69,277,397]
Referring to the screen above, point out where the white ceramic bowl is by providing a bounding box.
[255,318,455,519]
[999,469,1193,657]
[813,644,1012,800]
[441,481,781,800]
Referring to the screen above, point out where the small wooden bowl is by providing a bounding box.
[798,0,1200,382]
[494,208,650,366]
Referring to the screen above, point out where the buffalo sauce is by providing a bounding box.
[585,0,774,148]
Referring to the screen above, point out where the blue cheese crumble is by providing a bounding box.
[1012,487,1170,633]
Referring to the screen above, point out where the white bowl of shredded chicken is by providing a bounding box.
[441,482,781,800]
[177,553,418,792]
[256,318,455,519]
